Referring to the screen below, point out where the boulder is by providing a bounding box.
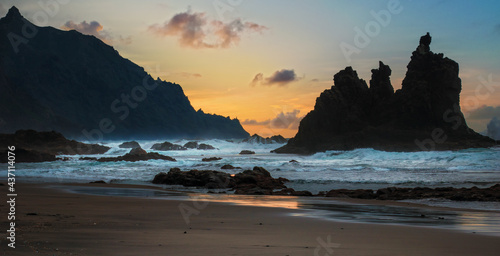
[152,166,289,195]
[221,164,240,170]
[89,180,106,184]
[239,150,255,155]
[151,142,186,151]
[118,141,141,149]
[84,148,175,162]
[202,157,222,162]
[128,147,147,155]
[198,143,216,150]
[233,167,288,195]
[324,184,500,201]
[183,141,198,149]
[152,168,233,189]
[274,188,313,196]
[326,189,376,199]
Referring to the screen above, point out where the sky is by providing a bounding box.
[1,0,500,137]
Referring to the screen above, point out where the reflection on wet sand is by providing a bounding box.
[56,185,500,236]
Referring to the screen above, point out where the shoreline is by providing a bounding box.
[2,183,499,255]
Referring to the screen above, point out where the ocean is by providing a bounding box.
[5,139,500,194]
[3,140,500,235]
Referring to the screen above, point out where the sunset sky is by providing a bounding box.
[2,0,500,137]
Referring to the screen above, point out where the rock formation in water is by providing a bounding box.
[151,142,186,151]
[0,6,249,140]
[81,147,176,162]
[325,184,500,202]
[152,166,289,194]
[242,134,288,144]
[118,141,141,149]
[0,130,110,162]
[274,33,497,154]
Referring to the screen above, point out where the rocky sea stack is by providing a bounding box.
[274,33,497,154]
[0,130,110,162]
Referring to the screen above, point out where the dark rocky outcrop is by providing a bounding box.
[118,141,141,149]
[151,142,186,151]
[0,148,56,163]
[274,33,496,154]
[0,130,110,162]
[182,141,216,150]
[152,167,288,194]
[202,157,222,162]
[273,188,313,196]
[233,167,288,195]
[198,143,216,150]
[0,7,249,140]
[221,164,241,170]
[152,168,233,189]
[89,180,107,184]
[239,150,255,155]
[183,142,198,149]
[243,134,288,144]
[83,147,175,162]
[325,184,500,202]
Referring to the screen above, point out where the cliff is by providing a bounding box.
[0,6,249,140]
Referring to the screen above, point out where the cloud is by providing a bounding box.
[242,110,303,130]
[118,35,133,45]
[176,72,202,78]
[466,105,500,120]
[62,20,109,40]
[250,73,264,86]
[270,109,302,129]
[61,20,132,45]
[241,119,268,126]
[149,9,267,49]
[486,117,500,140]
[212,19,267,48]
[250,69,301,87]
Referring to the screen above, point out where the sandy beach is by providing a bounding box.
[1,183,499,256]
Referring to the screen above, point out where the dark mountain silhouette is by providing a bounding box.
[0,6,249,140]
[274,33,497,154]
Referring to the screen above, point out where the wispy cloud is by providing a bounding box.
[250,69,301,87]
[61,20,132,45]
[149,9,267,49]
[175,72,202,78]
[467,105,500,120]
[242,109,303,129]
[62,21,109,40]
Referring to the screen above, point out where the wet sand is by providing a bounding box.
[2,183,500,255]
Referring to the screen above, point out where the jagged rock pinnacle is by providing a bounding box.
[273,32,496,153]
[417,32,432,54]
[6,6,22,19]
